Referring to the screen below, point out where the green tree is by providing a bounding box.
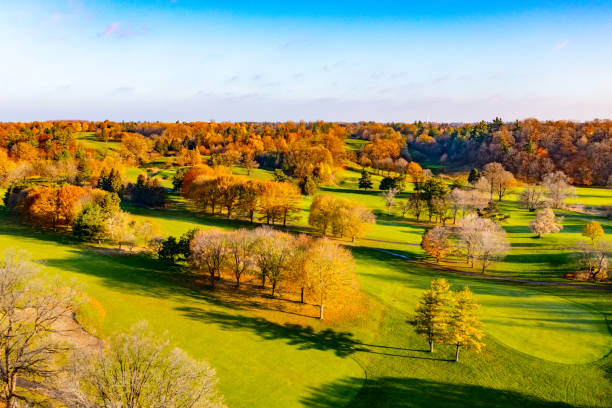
[412,278,453,353]
[273,168,289,182]
[172,167,188,192]
[420,178,450,221]
[358,169,373,191]
[379,176,398,191]
[72,204,108,243]
[447,286,484,362]
[299,176,318,196]
[467,168,480,186]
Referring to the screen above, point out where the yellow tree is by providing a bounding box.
[582,221,605,247]
[308,194,337,236]
[412,278,453,353]
[288,234,313,303]
[447,286,485,362]
[306,239,354,319]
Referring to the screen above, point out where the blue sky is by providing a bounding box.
[1,1,612,122]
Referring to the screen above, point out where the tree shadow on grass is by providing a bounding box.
[176,309,442,360]
[302,377,578,408]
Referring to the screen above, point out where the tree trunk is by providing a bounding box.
[250,212,254,224]
[6,373,17,408]
[481,263,486,274]
[455,345,460,362]
[300,287,304,303]
[236,274,240,287]
[319,292,324,319]
[261,274,266,288]
[271,281,276,297]
[429,340,434,353]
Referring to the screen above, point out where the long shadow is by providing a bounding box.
[302,377,579,408]
[176,308,439,360]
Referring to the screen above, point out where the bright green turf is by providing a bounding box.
[0,205,610,407]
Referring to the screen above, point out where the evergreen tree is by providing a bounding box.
[447,286,484,362]
[467,168,480,186]
[75,157,91,185]
[379,176,397,191]
[412,278,453,352]
[477,200,510,223]
[172,167,188,192]
[72,204,107,243]
[299,176,318,196]
[358,169,373,191]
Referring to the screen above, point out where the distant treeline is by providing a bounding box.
[1,118,611,186]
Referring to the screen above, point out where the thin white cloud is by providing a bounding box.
[101,22,120,36]
[555,40,570,50]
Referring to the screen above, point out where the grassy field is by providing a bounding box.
[0,203,610,407]
[45,133,611,406]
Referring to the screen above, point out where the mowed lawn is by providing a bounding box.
[0,208,610,407]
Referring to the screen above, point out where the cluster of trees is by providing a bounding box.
[0,249,223,408]
[126,174,168,207]
[190,227,354,319]
[308,195,376,240]
[401,118,612,186]
[421,214,510,273]
[3,183,163,251]
[390,175,489,224]
[412,278,484,362]
[181,166,302,225]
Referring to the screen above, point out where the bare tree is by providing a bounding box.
[457,214,509,273]
[542,171,576,209]
[474,177,491,196]
[483,162,515,201]
[529,208,563,238]
[0,249,79,408]
[252,227,291,296]
[68,322,224,408]
[225,229,255,287]
[519,186,546,212]
[191,229,226,288]
[575,241,609,282]
[381,187,399,215]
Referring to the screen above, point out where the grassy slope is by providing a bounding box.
[0,206,610,407]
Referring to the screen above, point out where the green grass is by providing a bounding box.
[0,206,610,407]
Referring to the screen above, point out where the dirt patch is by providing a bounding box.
[52,312,104,352]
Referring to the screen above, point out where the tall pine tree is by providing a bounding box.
[358,169,373,191]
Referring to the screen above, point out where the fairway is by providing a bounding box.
[1,208,610,407]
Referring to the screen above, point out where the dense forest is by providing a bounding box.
[1,118,611,186]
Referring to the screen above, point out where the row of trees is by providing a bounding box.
[190,227,354,319]
[0,249,223,407]
[412,278,484,362]
[181,166,302,225]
